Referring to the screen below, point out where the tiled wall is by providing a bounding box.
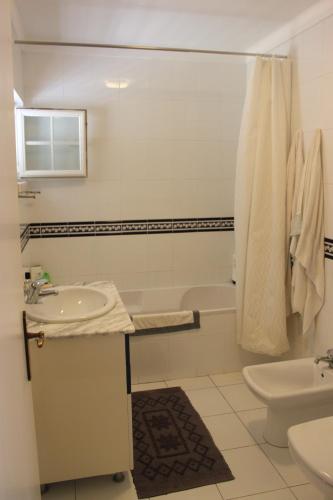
[18,47,245,288]
[271,13,333,354]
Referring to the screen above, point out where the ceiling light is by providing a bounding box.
[105,80,129,89]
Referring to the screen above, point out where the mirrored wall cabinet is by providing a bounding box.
[16,108,87,178]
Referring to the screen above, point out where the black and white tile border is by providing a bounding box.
[29,217,235,238]
[325,237,333,260]
[20,223,333,261]
[20,217,234,251]
[20,224,30,252]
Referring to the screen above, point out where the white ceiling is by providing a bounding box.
[14,0,321,51]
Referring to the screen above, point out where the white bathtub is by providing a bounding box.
[121,284,271,384]
[120,283,235,315]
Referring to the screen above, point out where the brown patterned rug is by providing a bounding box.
[131,387,234,498]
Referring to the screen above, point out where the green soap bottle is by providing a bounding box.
[42,271,51,283]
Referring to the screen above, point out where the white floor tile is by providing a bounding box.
[203,413,256,450]
[153,484,223,499]
[260,444,309,487]
[132,381,167,392]
[210,372,244,387]
[232,489,295,500]
[166,376,214,390]
[237,408,267,444]
[43,481,75,500]
[217,446,285,499]
[219,384,266,411]
[185,388,233,417]
[76,473,138,500]
[291,483,326,499]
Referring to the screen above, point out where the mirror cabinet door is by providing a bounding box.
[16,109,86,178]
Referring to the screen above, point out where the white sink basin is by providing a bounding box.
[26,286,116,323]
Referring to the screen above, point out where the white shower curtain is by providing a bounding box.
[235,57,291,356]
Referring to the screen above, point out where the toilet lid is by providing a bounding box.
[288,416,333,487]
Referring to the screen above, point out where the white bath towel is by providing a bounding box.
[291,129,324,333]
[286,130,304,314]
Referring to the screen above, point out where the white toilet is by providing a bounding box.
[243,357,333,447]
[288,417,333,500]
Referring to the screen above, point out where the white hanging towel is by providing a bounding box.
[291,129,324,333]
[285,130,304,314]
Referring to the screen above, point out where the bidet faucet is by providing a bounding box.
[25,278,58,304]
[314,349,333,369]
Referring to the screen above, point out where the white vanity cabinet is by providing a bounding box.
[29,332,133,485]
[15,108,87,177]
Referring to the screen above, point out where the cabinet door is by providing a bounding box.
[16,109,87,178]
[30,334,132,483]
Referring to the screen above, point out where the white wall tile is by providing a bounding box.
[292,23,324,82]
[106,271,148,291]
[172,269,210,287]
[143,180,177,219]
[146,234,174,272]
[20,47,243,290]
[297,78,322,132]
[322,15,333,76]
[322,129,333,184]
[181,140,237,181]
[144,140,180,180]
[87,139,122,181]
[172,180,199,218]
[314,260,333,354]
[273,12,333,356]
[321,72,333,130]
[146,270,174,289]
[324,183,333,236]
[94,235,148,274]
[195,179,235,216]
[29,237,94,284]
[198,61,246,97]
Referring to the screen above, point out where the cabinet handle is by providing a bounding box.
[27,331,45,348]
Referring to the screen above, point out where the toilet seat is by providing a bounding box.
[288,416,333,490]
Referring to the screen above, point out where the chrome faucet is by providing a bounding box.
[314,349,333,369]
[25,278,58,304]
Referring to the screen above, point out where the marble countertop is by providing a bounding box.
[27,281,135,339]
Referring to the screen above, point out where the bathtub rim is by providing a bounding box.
[119,282,236,315]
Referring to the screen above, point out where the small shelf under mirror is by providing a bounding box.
[16,108,87,178]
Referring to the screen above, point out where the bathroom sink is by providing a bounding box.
[26,286,116,323]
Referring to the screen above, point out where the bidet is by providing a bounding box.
[243,357,333,446]
[314,348,333,369]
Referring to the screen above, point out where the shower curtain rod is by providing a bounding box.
[14,40,288,59]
